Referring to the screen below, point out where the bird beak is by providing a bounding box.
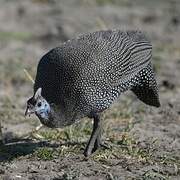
[25,106,34,117]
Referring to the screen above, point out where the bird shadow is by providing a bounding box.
[0,138,86,162]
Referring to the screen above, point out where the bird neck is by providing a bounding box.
[48,104,74,127]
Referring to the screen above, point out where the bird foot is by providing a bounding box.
[84,141,110,157]
[92,141,110,153]
[99,142,111,150]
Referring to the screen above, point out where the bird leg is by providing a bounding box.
[92,124,110,153]
[92,125,102,153]
[84,114,101,157]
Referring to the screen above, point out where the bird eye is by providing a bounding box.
[37,102,42,107]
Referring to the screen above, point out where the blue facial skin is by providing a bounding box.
[35,102,50,120]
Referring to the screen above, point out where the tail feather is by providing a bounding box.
[131,64,160,107]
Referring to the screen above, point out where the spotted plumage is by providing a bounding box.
[26,29,160,156]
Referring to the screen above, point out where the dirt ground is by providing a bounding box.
[0,0,180,179]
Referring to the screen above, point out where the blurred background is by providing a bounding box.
[0,0,180,179]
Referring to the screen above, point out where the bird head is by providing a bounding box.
[25,88,50,120]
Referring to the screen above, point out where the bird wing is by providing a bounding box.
[101,30,152,86]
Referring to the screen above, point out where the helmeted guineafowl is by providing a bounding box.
[25,30,160,157]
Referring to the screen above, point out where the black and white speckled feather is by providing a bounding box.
[34,29,160,123]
